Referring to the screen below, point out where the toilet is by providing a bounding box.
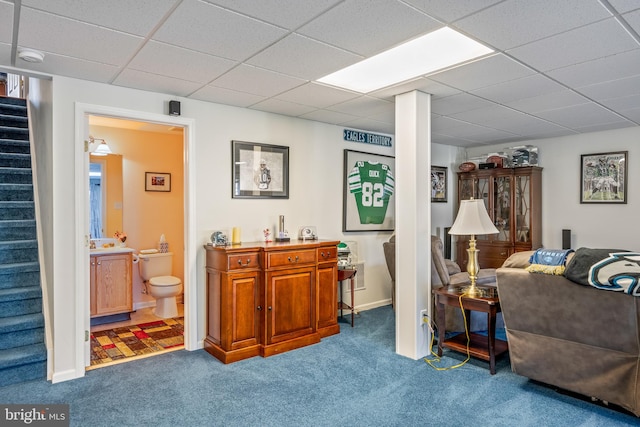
[137,252,182,318]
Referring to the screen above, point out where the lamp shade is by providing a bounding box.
[449,199,499,236]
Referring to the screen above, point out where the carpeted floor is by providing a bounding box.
[88,317,184,369]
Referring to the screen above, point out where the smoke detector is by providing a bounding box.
[18,48,45,63]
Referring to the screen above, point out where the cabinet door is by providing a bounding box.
[490,174,512,243]
[90,257,97,316]
[223,271,260,351]
[316,264,338,336]
[265,267,315,345]
[94,253,132,316]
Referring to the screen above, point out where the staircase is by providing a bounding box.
[0,96,46,387]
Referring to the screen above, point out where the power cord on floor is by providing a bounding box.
[423,292,471,371]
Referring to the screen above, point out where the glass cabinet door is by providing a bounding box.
[514,174,531,243]
[492,175,511,242]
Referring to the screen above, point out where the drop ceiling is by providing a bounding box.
[1,0,639,147]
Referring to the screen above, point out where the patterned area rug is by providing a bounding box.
[88,317,184,370]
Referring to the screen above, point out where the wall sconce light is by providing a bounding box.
[88,136,112,156]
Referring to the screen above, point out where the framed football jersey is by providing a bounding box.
[343,149,395,232]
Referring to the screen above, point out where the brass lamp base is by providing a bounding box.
[463,234,481,297]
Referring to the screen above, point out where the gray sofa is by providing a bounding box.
[497,251,640,416]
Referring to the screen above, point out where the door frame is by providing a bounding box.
[74,103,197,370]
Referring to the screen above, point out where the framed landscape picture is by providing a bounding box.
[145,172,171,192]
[343,149,395,232]
[580,151,627,204]
[431,166,447,203]
[231,141,289,199]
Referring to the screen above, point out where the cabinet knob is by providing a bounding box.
[237,258,251,266]
[268,306,272,311]
[287,256,299,263]
[257,305,262,311]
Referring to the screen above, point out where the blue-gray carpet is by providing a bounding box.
[0,306,637,426]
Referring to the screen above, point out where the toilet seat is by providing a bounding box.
[149,275,181,287]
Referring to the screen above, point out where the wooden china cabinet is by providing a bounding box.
[204,240,339,364]
[456,166,542,270]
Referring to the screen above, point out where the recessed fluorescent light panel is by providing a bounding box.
[317,27,493,93]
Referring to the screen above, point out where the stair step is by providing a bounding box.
[0,139,30,154]
[0,152,31,168]
[0,313,44,334]
[0,167,33,184]
[0,201,35,220]
[0,343,47,387]
[0,219,36,240]
[0,183,34,202]
[0,114,28,128]
[0,296,42,318]
[0,97,27,107]
[0,313,44,350]
[0,285,41,303]
[0,103,27,116]
[0,262,41,290]
[0,239,39,265]
[0,127,29,141]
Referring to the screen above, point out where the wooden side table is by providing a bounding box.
[433,286,508,374]
[337,268,357,327]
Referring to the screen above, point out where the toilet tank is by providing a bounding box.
[138,252,173,280]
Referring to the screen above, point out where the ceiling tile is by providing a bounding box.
[209,64,306,97]
[190,85,265,107]
[431,93,495,116]
[0,42,12,66]
[506,90,589,114]
[17,53,119,83]
[298,0,441,56]
[454,0,611,50]
[22,0,177,37]
[621,9,640,33]
[153,0,288,61]
[600,93,640,112]
[339,117,394,135]
[113,69,202,97]
[507,18,638,72]
[577,74,640,101]
[610,0,640,14]
[429,54,535,91]
[203,0,343,29]
[299,109,359,125]
[0,1,13,44]
[371,77,461,101]
[129,41,237,84]
[546,48,640,88]
[471,74,566,104]
[403,0,503,23]
[483,113,570,135]
[251,99,318,117]
[247,33,362,80]
[450,104,530,124]
[275,82,360,109]
[327,96,394,117]
[618,106,640,122]
[19,7,143,65]
[535,103,628,129]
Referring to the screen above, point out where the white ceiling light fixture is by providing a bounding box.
[317,27,494,93]
[18,48,45,63]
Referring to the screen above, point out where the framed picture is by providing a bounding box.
[431,166,448,203]
[343,149,395,232]
[580,151,627,204]
[232,141,289,199]
[145,172,171,192]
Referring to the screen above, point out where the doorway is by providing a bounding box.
[75,103,197,372]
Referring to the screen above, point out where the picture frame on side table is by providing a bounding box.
[145,172,171,192]
[431,166,448,203]
[580,151,627,204]
[231,140,289,199]
[343,149,395,232]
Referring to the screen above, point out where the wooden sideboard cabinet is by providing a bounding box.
[90,252,133,317]
[204,240,339,364]
[456,166,542,270]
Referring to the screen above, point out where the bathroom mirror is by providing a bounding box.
[90,154,123,238]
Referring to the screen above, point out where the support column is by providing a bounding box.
[394,91,431,359]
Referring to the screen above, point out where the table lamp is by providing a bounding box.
[448,198,499,296]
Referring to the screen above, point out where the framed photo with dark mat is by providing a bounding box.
[580,151,627,204]
[431,166,447,203]
[231,141,289,199]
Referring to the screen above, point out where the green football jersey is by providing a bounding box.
[348,161,394,224]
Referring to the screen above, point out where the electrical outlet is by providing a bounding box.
[419,309,429,324]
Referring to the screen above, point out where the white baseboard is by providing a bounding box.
[355,299,392,312]
[51,368,83,384]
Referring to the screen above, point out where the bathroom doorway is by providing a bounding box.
[75,103,197,372]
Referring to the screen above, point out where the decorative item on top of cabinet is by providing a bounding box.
[456,166,542,270]
[204,240,339,364]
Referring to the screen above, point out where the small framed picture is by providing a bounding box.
[232,141,289,199]
[580,151,627,204]
[431,166,448,203]
[145,172,171,192]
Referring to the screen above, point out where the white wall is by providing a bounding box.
[48,76,395,381]
[466,126,640,251]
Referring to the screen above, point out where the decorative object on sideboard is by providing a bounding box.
[458,162,476,172]
[210,231,228,246]
[263,228,272,242]
[231,227,242,245]
[275,215,290,242]
[298,226,318,241]
[510,145,538,167]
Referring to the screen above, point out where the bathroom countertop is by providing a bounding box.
[90,247,135,255]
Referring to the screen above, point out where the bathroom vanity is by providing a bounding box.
[204,240,339,363]
[90,249,133,319]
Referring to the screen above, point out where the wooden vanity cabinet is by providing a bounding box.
[90,252,133,317]
[204,240,339,364]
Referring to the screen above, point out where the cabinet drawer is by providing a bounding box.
[267,249,315,268]
[228,253,260,271]
[317,246,337,263]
